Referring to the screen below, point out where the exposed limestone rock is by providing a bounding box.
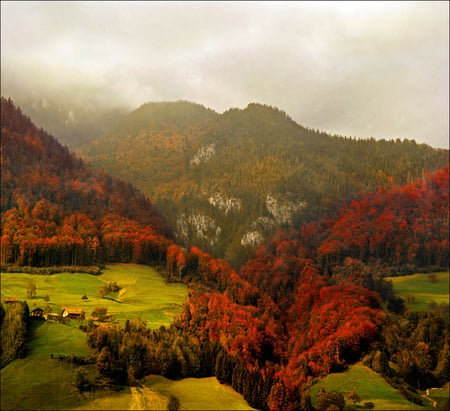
[241,230,264,246]
[208,192,241,214]
[190,143,216,166]
[250,216,275,231]
[176,212,221,247]
[240,217,275,247]
[266,194,306,224]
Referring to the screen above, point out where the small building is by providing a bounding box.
[61,307,85,320]
[45,312,60,321]
[31,307,44,319]
[3,298,19,304]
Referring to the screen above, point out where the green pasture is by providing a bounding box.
[1,263,189,328]
[75,375,255,410]
[310,363,425,410]
[386,272,449,311]
[28,320,91,358]
[1,358,97,410]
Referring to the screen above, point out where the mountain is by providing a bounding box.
[0,97,170,268]
[79,101,449,266]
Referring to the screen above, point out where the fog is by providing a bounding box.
[1,1,448,148]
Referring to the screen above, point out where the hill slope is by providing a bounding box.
[79,101,449,266]
[0,97,170,267]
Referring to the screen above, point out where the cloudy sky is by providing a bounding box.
[1,1,448,148]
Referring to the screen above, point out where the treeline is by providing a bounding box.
[0,302,29,367]
[316,165,449,270]
[86,320,278,411]
[1,204,170,267]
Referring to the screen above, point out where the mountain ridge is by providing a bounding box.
[78,100,449,266]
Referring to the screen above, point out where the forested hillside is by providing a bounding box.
[79,101,449,266]
[0,97,170,267]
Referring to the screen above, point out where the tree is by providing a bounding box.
[27,283,36,299]
[348,390,361,405]
[73,368,90,392]
[317,388,345,411]
[91,307,108,322]
[372,351,390,377]
[98,285,109,298]
[167,394,180,411]
[364,401,375,410]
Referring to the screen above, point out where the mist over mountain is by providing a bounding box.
[4,95,128,149]
[79,101,449,267]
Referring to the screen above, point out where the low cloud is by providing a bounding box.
[1,1,448,147]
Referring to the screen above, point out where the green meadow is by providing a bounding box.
[75,375,255,410]
[386,272,449,311]
[310,363,426,410]
[1,263,189,327]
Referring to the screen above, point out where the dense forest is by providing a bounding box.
[1,98,448,410]
[1,97,171,268]
[79,101,449,266]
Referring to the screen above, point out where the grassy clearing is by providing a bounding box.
[75,375,255,410]
[310,363,425,410]
[0,358,96,410]
[28,320,91,358]
[1,263,189,328]
[386,272,449,311]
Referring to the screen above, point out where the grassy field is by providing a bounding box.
[0,358,99,410]
[310,363,426,410]
[386,272,449,311]
[1,263,189,327]
[75,375,255,410]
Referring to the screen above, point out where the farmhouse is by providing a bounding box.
[45,312,60,321]
[31,307,44,318]
[61,307,85,320]
[3,298,19,304]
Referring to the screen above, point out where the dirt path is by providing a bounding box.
[130,386,145,410]
[421,388,437,409]
[129,384,167,410]
[118,288,127,301]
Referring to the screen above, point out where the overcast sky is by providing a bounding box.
[1,1,448,148]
